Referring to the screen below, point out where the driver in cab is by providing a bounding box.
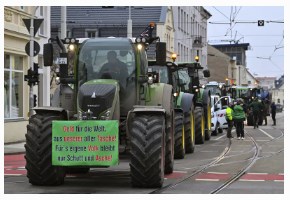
[99,50,128,79]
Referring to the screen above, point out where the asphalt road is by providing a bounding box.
[4,112,284,194]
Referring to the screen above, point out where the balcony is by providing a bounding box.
[192,36,203,48]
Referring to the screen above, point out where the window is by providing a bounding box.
[4,54,24,119]
[86,30,98,38]
[178,7,180,30]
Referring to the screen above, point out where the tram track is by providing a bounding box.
[150,138,232,194]
[151,126,283,194]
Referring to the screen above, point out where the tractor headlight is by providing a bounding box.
[148,76,153,84]
[136,38,141,43]
[173,92,179,97]
[100,110,111,120]
[68,44,75,51]
[137,44,143,50]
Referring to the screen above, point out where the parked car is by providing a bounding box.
[276,104,283,112]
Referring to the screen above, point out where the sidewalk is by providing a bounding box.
[4,142,26,155]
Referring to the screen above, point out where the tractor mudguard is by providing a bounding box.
[202,88,211,106]
[33,107,69,119]
[130,105,166,114]
[126,106,166,139]
[180,93,194,113]
[146,83,173,117]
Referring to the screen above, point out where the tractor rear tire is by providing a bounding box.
[130,114,165,188]
[164,111,174,174]
[184,109,195,154]
[195,107,205,144]
[174,112,185,159]
[25,113,66,186]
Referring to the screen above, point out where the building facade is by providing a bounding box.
[172,6,211,84]
[207,44,231,83]
[255,76,276,90]
[4,6,51,143]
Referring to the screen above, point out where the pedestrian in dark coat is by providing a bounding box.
[271,102,277,126]
[233,100,246,140]
[249,98,264,129]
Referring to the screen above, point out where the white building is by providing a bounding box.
[172,6,211,84]
[4,6,51,143]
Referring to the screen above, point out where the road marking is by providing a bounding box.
[239,179,265,182]
[240,173,284,181]
[214,135,226,140]
[196,179,219,181]
[259,128,274,139]
[4,174,22,176]
[208,172,228,174]
[195,172,230,181]
[274,180,284,182]
[165,171,187,179]
[173,171,187,173]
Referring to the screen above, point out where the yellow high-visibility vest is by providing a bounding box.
[226,107,233,120]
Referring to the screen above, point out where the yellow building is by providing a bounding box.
[4,6,51,143]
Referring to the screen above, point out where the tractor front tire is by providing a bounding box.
[25,113,66,186]
[130,114,165,188]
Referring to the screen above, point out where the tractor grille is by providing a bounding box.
[78,84,116,117]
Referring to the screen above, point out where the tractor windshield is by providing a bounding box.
[77,38,136,90]
[77,38,136,117]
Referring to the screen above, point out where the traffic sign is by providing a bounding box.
[258,20,264,26]
[22,18,44,36]
[25,41,40,56]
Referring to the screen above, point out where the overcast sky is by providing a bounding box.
[205,6,284,78]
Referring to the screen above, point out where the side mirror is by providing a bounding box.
[156,42,166,66]
[203,69,210,78]
[43,43,53,66]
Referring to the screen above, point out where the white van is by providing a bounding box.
[211,95,233,134]
[210,95,221,135]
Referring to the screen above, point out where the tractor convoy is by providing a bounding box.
[26,22,264,189]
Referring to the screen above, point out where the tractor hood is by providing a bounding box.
[78,80,118,118]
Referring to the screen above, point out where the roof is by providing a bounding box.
[51,6,163,28]
[212,43,250,51]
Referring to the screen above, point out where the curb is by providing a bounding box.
[4,151,26,156]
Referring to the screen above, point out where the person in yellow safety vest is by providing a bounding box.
[226,102,234,138]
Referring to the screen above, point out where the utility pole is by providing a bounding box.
[127,6,132,38]
[29,6,39,117]
[61,6,67,38]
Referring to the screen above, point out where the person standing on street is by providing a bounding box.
[271,102,277,126]
[226,102,234,138]
[233,100,246,140]
[262,98,270,125]
[249,98,264,129]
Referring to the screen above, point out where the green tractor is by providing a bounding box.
[24,24,174,188]
[148,61,195,159]
[176,61,211,145]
